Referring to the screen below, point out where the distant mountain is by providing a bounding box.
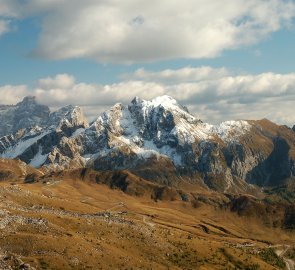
[1,96,295,193]
[0,96,50,137]
[0,96,89,168]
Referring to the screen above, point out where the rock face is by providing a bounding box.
[0,96,50,137]
[0,98,89,169]
[1,95,295,192]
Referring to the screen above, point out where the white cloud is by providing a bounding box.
[0,85,28,104]
[3,0,295,63]
[37,74,76,89]
[0,20,9,36]
[0,0,19,36]
[0,0,18,16]
[1,69,295,126]
[35,79,166,108]
[121,67,230,83]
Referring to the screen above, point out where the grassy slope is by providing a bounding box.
[0,177,294,269]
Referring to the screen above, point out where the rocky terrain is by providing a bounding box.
[0,162,293,269]
[1,96,295,194]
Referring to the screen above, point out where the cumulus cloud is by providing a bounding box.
[35,78,166,108]
[2,0,295,63]
[0,0,19,36]
[121,67,231,83]
[0,85,28,104]
[37,74,76,89]
[1,69,295,126]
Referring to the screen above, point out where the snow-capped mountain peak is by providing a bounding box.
[0,99,89,165]
[1,95,294,193]
[50,105,89,131]
[131,95,194,119]
[142,95,178,108]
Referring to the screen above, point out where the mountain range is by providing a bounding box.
[1,95,295,269]
[1,95,295,193]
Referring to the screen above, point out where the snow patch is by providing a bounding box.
[140,140,182,166]
[211,120,251,141]
[29,147,48,168]
[1,130,51,159]
[71,128,85,138]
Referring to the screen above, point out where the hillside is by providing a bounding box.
[0,159,293,268]
[0,158,42,182]
[0,169,294,270]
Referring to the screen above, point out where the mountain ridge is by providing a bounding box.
[1,96,295,193]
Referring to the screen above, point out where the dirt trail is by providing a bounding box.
[142,216,156,228]
[275,245,294,270]
[285,259,295,270]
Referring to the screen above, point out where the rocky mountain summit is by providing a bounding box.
[0,97,88,168]
[0,96,50,137]
[1,96,295,193]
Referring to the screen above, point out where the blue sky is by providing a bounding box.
[1,0,295,125]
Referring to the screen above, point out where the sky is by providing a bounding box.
[0,0,295,125]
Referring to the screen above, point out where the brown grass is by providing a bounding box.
[0,176,294,269]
